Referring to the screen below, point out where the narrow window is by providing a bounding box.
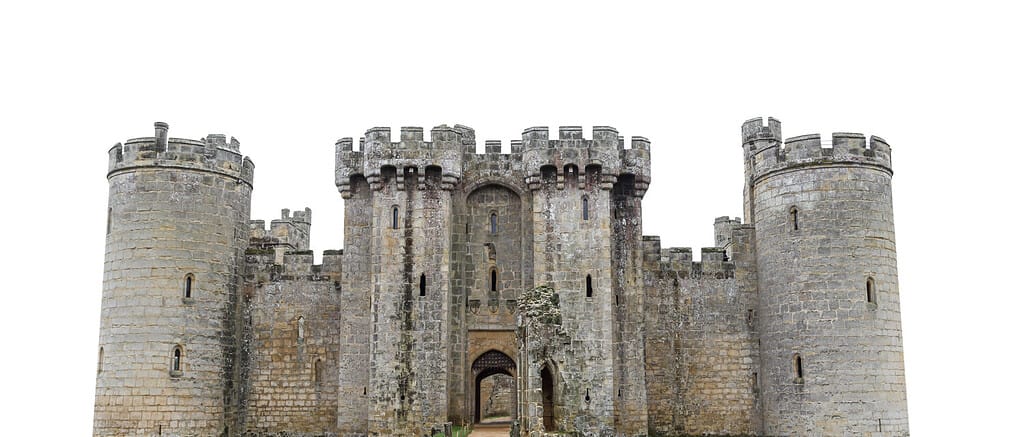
[172,346,183,372]
[297,316,305,341]
[392,207,399,229]
[790,206,799,230]
[184,274,194,299]
[582,196,590,221]
[419,273,426,296]
[97,347,103,374]
[866,277,877,304]
[490,269,497,292]
[490,213,498,234]
[586,274,593,298]
[106,207,112,235]
[794,353,803,381]
[313,358,322,383]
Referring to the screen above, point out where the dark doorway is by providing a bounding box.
[541,365,554,431]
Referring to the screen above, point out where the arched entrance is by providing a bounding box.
[472,350,516,423]
[540,365,555,431]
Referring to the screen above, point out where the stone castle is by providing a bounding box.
[93,118,909,436]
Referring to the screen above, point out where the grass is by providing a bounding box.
[433,424,469,437]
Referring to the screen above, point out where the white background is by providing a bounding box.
[0,1,1018,435]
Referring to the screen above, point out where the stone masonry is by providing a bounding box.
[94,118,909,436]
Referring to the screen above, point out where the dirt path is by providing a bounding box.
[469,421,511,436]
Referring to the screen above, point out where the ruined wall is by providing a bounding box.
[95,123,253,436]
[242,250,341,436]
[743,118,909,436]
[642,232,759,436]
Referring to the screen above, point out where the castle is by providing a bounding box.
[93,118,909,436]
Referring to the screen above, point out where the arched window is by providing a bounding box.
[793,353,803,382]
[313,358,322,383]
[184,274,194,299]
[586,274,593,298]
[419,273,426,297]
[490,213,498,234]
[392,206,399,229]
[789,206,799,231]
[171,346,183,375]
[582,196,590,221]
[867,277,877,304]
[490,269,498,292]
[297,316,305,341]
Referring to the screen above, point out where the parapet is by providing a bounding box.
[108,122,255,186]
[641,236,735,279]
[336,125,464,196]
[336,124,652,196]
[521,126,651,194]
[742,117,892,183]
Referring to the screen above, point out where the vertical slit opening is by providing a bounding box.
[419,273,426,296]
[586,275,593,298]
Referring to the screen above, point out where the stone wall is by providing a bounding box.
[641,230,759,436]
[243,252,341,435]
[479,374,515,419]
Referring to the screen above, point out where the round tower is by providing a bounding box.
[742,118,908,436]
[94,122,254,436]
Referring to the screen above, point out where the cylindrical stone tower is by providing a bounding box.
[94,122,254,436]
[742,118,909,436]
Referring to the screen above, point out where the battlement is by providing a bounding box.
[107,122,255,186]
[336,124,652,196]
[742,117,892,183]
[521,126,651,192]
[640,236,735,279]
[249,207,313,264]
[335,125,465,195]
[245,249,344,282]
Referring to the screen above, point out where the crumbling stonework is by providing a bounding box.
[95,118,908,437]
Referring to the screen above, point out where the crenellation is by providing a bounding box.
[97,118,908,437]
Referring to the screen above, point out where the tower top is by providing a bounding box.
[742,117,892,184]
[107,121,255,186]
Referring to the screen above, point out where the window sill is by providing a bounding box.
[182,297,195,305]
[169,370,183,378]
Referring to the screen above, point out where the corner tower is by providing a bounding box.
[94,123,254,436]
[742,118,909,435]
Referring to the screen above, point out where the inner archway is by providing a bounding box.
[472,350,516,423]
[541,365,554,431]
